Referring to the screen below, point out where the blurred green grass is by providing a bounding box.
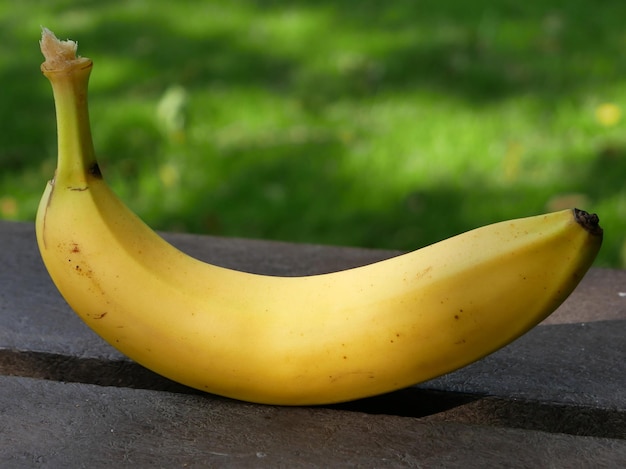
[1,0,625,267]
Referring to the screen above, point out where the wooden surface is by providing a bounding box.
[1,220,625,467]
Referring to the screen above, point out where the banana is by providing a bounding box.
[35,28,603,405]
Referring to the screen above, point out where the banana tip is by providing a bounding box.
[573,208,603,237]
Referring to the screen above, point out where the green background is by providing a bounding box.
[2,0,625,267]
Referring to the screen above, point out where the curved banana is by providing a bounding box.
[36,29,603,405]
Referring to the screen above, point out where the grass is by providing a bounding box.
[1,0,625,267]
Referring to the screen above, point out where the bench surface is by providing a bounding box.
[1,220,624,467]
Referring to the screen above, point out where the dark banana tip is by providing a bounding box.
[574,208,603,237]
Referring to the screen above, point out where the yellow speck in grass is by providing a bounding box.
[158,162,180,189]
[0,196,18,218]
[595,103,622,127]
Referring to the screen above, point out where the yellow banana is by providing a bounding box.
[36,28,603,405]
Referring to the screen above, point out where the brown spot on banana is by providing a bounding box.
[88,163,102,178]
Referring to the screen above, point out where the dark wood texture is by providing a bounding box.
[1,220,624,467]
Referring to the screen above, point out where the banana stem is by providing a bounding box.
[40,28,99,187]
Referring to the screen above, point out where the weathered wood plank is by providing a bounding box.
[2,375,625,468]
[1,219,624,466]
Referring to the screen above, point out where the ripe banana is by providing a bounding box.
[36,28,603,405]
